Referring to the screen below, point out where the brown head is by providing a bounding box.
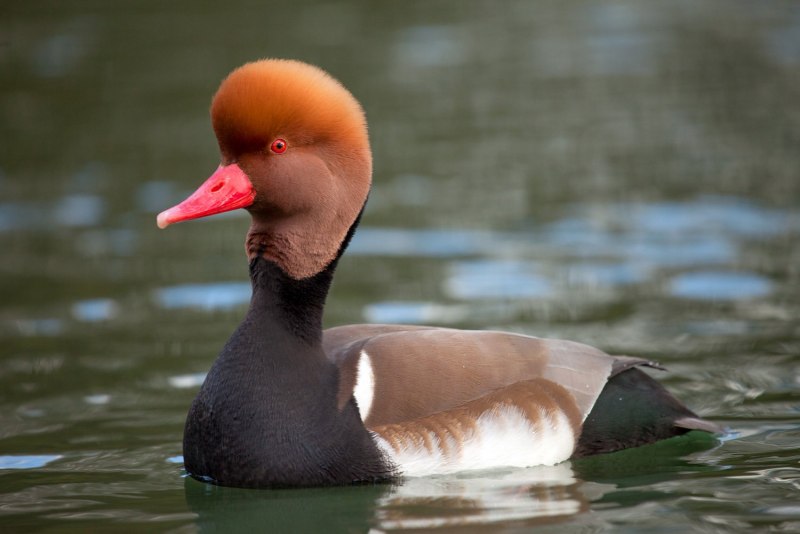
[157,59,372,279]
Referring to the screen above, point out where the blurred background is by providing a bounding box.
[1,1,799,531]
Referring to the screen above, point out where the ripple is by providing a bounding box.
[137,181,179,212]
[13,318,63,337]
[670,271,772,300]
[627,197,793,238]
[72,298,119,322]
[168,372,207,389]
[626,237,736,267]
[566,262,647,287]
[545,197,797,265]
[445,260,552,299]
[767,25,800,66]
[32,17,94,78]
[543,218,736,266]
[349,227,507,257]
[0,455,63,470]
[154,282,251,311]
[682,320,751,336]
[54,194,105,228]
[84,394,111,405]
[76,228,137,256]
[0,203,38,232]
[363,301,467,324]
[394,26,466,68]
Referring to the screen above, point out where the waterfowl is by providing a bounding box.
[157,59,720,488]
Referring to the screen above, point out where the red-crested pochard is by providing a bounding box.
[157,59,720,488]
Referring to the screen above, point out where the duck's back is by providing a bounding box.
[324,324,719,468]
[325,325,612,424]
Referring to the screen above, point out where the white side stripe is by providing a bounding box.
[353,350,375,421]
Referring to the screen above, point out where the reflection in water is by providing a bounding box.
[137,181,182,213]
[3,0,800,530]
[670,271,772,300]
[71,298,119,322]
[132,195,796,328]
[168,372,207,389]
[364,301,469,325]
[53,194,105,228]
[185,479,389,533]
[375,464,588,530]
[394,26,467,69]
[0,455,63,470]
[83,393,111,405]
[349,228,505,258]
[11,318,63,337]
[620,197,794,238]
[446,259,552,299]
[565,262,647,287]
[154,282,252,311]
[350,197,796,311]
[572,432,723,490]
[185,464,591,532]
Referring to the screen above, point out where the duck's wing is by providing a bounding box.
[323,324,615,427]
[324,325,721,473]
[324,324,621,474]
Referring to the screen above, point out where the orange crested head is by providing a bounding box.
[160,59,373,280]
[210,59,370,158]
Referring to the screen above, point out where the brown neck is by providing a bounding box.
[246,222,340,280]
[246,201,367,280]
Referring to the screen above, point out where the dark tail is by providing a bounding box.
[572,361,721,458]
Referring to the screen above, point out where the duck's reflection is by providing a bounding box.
[185,478,386,532]
[374,463,588,530]
[185,463,593,532]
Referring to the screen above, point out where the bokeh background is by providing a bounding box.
[2,1,799,531]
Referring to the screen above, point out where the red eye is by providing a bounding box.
[270,139,287,154]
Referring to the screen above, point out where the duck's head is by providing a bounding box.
[157,59,372,279]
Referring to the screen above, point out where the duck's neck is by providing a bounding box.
[244,203,364,342]
[247,252,332,345]
[182,213,392,488]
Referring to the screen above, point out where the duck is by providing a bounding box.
[157,59,721,489]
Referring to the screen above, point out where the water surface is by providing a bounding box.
[2,1,799,531]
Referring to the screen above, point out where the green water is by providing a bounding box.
[2,1,799,531]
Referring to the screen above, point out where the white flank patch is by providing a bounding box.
[373,404,576,477]
[353,351,375,421]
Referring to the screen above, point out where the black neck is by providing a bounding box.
[247,203,364,343]
[248,255,332,345]
[182,208,393,488]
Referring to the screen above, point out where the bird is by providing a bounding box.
[157,59,721,489]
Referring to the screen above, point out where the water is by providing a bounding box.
[2,1,800,531]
